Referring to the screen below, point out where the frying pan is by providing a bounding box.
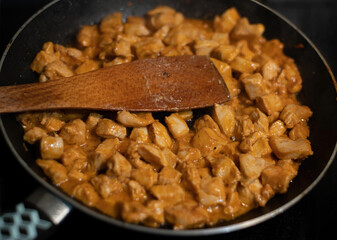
[0,0,336,238]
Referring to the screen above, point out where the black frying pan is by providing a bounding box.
[0,0,336,237]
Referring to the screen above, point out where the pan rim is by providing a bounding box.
[0,0,336,236]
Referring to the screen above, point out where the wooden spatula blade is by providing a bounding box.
[0,56,230,113]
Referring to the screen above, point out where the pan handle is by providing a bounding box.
[0,187,72,240]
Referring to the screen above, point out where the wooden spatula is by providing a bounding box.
[0,55,230,113]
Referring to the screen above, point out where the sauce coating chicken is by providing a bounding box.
[20,6,313,230]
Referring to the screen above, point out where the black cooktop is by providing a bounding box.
[0,0,336,239]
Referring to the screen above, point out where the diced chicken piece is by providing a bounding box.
[268,111,280,124]
[239,131,272,157]
[77,25,99,48]
[23,127,47,144]
[288,103,313,121]
[148,120,173,149]
[210,58,232,80]
[262,60,280,81]
[231,18,265,40]
[236,115,255,139]
[269,135,313,160]
[36,159,68,185]
[223,191,242,218]
[158,166,182,185]
[150,184,185,204]
[250,108,269,133]
[17,112,43,131]
[72,182,99,206]
[191,127,227,157]
[62,47,86,67]
[127,180,148,202]
[124,22,150,36]
[253,137,273,158]
[165,200,209,230]
[241,73,267,100]
[261,162,298,194]
[212,44,239,62]
[269,120,286,136]
[85,113,103,131]
[194,40,219,56]
[289,122,310,140]
[42,41,55,54]
[90,175,123,199]
[213,7,240,33]
[231,56,259,73]
[147,6,184,30]
[211,32,230,45]
[280,104,313,128]
[116,111,154,127]
[112,39,133,57]
[161,148,179,168]
[93,138,121,170]
[122,199,165,227]
[153,24,170,39]
[59,119,86,145]
[198,176,226,206]
[30,42,60,73]
[131,167,158,189]
[99,12,123,34]
[261,39,284,59]
[121,201,149,224]
[67,167,90,182]
[123,141,142,164]
[211,156,241,185]
[137,143,167,169]
[130,127,151,143]
[239,154,268,181]
[177,110,193,121]
[181,161,201,193]
[277,159,299,177]
[104,57,133,66]
[236,40,255,61]
[115,33,141,45]
[95,118,127,139]
[165,113,189,139]
[256,93,284,115]
[62,145,87,167]
[193,114,221,135]
[133,38,165,59]
[212,104,236,137]
[239,179,273,207]
[238,128,259,150]
[30,51,59,74]
[163,30,190,47]
[107,151,132,179]
[40,112,65,132]
[75,59,99,74]
[40,136,64,160]
[144,200,165,227]
[211,58,241,97]
[283,62,302,93]
[43,60,74,80]
[177,146,202,163]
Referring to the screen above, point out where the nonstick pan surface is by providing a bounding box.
[0,0,336,237]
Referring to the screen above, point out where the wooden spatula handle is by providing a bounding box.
[0,67,126,113]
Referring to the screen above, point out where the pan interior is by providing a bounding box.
[0,0,336,235]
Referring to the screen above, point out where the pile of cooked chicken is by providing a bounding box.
[19,6,313,229]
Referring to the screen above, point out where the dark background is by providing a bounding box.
[0,0,336,239]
